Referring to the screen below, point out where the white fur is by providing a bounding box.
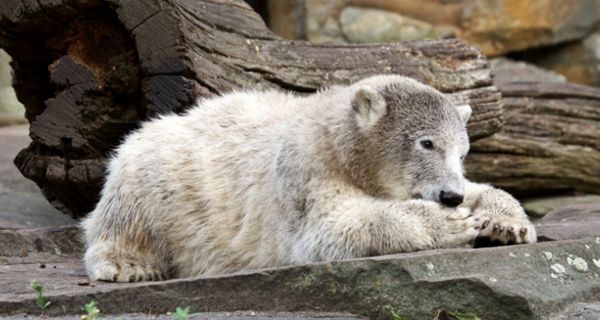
[82,75,536,282]
[456,104,472,125]
[353,85,387,130]
[445,145,465,194]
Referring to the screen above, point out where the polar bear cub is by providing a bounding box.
[82,75,536,282]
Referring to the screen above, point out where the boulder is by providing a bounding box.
[490,57,567,85]
[458,0,600,56]
[523,195,600,217]
[520,32,600,86]
[339,7,454,43]
[536,203,600,241]
[267,0,470,44]
[268,0,600,56]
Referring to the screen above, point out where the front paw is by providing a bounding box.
[477,216,537,244]
[430,207,481,249]
[472,189,537,244]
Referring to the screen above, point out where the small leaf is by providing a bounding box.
[390,310,406,320]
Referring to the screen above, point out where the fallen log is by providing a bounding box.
[0,0,501,218]
[467,81,600,196]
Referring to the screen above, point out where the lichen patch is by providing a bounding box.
[551,263,566,274]
[571,257,588,272]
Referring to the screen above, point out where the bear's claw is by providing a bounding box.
[478,219,536,244]
[90,260,165,282]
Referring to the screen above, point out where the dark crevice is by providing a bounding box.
[243,0,269,24]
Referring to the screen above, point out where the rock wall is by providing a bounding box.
[517,32,600,86]
[267,0,600,86]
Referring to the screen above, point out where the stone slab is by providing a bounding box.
[536,203,600,241]
[0,226,83,257]
[523,195,600,218]
[1,234,600,320]
[552,303,600,320]
[1,312,364,320]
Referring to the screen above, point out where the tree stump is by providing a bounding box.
[0,0,501,218]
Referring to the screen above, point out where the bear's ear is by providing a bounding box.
[455,104,472,126]
[351,85,387,130]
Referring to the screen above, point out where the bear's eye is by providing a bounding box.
[420,140,434,150]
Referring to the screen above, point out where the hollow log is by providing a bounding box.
[467,82,600,196]
[0,0,501,218]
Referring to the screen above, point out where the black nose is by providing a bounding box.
[439,191,464,207]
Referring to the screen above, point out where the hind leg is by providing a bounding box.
[84,238,168,282]
[83,211,168,283]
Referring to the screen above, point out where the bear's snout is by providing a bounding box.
[439,190,463,207]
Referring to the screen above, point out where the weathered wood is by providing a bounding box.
[467,81,600,196]
[0,0,501,217]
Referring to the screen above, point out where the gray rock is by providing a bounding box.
[339,7,454,43]
[1,312,364,320]
[523,195,600,217]
[276,0,600,55]
[0,226,83,257]
[552,303,600,320]
[490,57,567,86]
[536,203,600,241]
[460,0,600,56]
[304,0,346,43]
[524,32,600,86]
[1,226,600,319]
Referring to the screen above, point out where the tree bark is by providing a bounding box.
[0,0,501,218]
[467,82,600,196]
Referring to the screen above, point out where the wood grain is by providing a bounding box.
[0,0,500,217]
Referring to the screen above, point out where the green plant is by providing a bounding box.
[172,306,197,320]
[434,309,481,320]
[81,300,101,320]
[30,280,51,310]
[391,310,407,320]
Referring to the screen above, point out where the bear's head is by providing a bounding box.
[348,75,471,207]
